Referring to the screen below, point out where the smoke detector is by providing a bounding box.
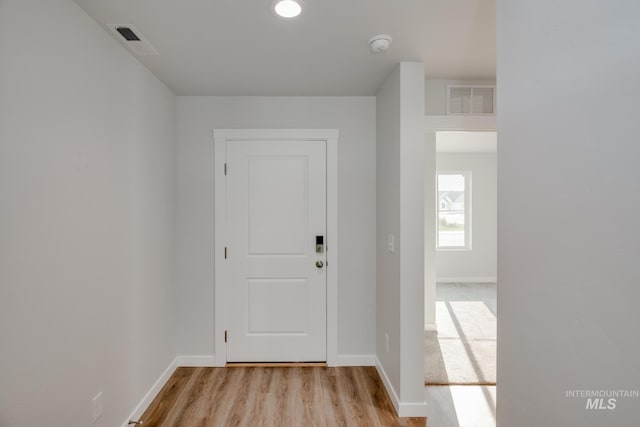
[369,34,392,54]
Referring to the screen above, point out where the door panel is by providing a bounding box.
[247,157,307,255]
[247,279,308,334]
[226,140,326,362]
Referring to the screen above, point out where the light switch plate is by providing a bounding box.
[387,234,395,253]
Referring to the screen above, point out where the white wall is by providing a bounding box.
[376,66,402,393]
[176,97,376,359]
[436,153,497,281]
[376,62,426,415]
[0,2,177,426]
[425,79,496,115]
[498,0,640,426]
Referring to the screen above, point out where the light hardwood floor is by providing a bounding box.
[139,366,426,426]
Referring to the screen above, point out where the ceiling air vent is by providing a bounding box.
[447,85,495,115]
[116,27,140,41]
[109,25,158,56]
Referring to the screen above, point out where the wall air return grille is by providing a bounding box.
[447,85,496,115]
[109,25,158,56]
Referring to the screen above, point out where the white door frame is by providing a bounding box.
[213,129,339,366]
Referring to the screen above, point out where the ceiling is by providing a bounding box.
[73,0,495,96]
[436,131,497,153]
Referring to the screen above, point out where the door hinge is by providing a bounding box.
[224,330,228,343]
[224,247,227,259]
[224,163,227,175]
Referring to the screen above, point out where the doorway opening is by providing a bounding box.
[424,128,497,426]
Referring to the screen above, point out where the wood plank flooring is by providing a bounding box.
[139,366,426,427]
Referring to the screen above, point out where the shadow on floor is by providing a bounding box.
[424,283,497,426]
[425,283,497,385]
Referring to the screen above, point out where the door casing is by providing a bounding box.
[213,129,339,366]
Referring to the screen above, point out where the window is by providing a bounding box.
[437,172,471,249]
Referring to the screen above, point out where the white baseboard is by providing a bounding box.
[424,323,437,331]
[176,355,218,367]
[375,357,400,414]
[437,276,497,283]
[375,358,427,417]
[335,354,376,366]
[121,357,177,427]
[121,355,219,426]
[176,354,375,367]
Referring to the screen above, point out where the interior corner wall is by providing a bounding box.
[497,0,640,426]
[175,96,376,360]
[436,153,497,281]
[376,62,426,415]
[0,1,177,426]
[398,62,426,410]
[376,65,402,394]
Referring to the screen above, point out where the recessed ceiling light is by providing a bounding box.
[273,0,302,18]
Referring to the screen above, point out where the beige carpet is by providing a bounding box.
[425,300,496,385]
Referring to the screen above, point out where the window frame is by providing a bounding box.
[436,171,472,250]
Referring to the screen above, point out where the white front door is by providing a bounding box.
[225,140,327,362]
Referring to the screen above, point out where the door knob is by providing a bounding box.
[315,260,324,268]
